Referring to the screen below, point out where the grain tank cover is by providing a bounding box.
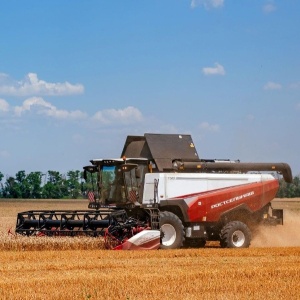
[121,133,200,171]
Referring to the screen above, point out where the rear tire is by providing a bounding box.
[160,211,184,249]
[220,221,251,248]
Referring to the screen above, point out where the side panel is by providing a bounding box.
[186,179,278,222]
[142,173,279,223]
[163,173,261,199]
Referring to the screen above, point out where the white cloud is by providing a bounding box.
[202,63,225,76]
[14,97,88,120]
[263,81,282,90]
[0,98,10,112]
[199,121,220,132]
[92,106,143,125]
[191,0,224,9]
[0,73,84,96]
[263,1,276,13]
[0,73,10,82]
[3,97,143,125]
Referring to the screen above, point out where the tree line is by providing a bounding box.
[0,170,94,199]
[0,170,299,199]
[277,175,300,198]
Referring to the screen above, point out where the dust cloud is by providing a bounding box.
[251,210,300,247]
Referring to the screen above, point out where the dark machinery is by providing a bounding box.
[15,133,292,249]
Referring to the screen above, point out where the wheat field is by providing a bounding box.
[0,199,300,300]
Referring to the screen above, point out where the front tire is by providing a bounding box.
[220,221,251,248]
[160,211,184,249]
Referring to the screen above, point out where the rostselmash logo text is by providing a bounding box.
[211,191,254,209]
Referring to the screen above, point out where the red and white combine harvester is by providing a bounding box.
[15,134,292,249]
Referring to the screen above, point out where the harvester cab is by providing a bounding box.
[84,158,149,209]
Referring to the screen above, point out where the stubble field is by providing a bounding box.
[0,199,300,300]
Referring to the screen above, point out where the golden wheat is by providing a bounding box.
[0,200,104,251]
[0,248,300,300]
[0,200,299,300]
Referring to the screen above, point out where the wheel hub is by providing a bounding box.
[161,224,176,246]
[231,230,245,247]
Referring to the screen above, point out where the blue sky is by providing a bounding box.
[0,0,299,178]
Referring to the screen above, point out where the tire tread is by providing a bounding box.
[220,221,251,248]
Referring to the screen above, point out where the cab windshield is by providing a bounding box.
[101,163,146,204]
[100,165,126,204]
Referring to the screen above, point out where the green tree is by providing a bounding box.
[0,171,43,199]
[0,171,4,197]
[26,172,43,198]
[42,171,67,199]
[67,170,82,199]
[276,175,300,198]
[15,170,31,198]
[2,176,21,198]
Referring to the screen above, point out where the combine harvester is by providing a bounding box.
[15,134,292,250]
